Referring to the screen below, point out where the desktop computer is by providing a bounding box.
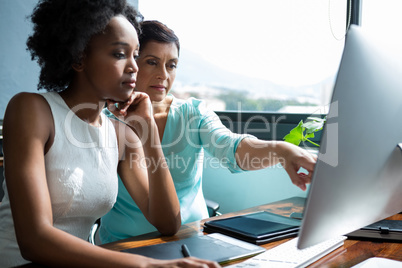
[297,25,402,249]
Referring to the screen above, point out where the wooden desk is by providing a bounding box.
[101,196,402,267]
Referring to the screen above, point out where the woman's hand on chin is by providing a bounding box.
[107,92,155,133]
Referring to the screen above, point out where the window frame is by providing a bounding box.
[215,111,325,148]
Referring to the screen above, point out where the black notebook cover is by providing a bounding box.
[347,219,402,242]
[203,211,301,245]
[122,233,265,264]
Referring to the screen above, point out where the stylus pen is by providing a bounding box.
[181,244,192,257]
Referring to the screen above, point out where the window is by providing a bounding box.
[361,0,402,50]
[138,0,347,114]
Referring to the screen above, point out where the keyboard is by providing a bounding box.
[226,236,347,268]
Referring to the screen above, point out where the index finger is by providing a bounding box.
[301,152,317,173]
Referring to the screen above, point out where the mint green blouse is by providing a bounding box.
[99,96,251,243]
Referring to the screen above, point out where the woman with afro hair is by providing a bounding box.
[0,0,219,267]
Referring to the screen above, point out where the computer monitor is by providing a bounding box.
[297,25,402,249]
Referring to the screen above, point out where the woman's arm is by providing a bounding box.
[3,93,215,267]
[108,92,181,235]
[194,102,316,191]
[235,138,317,191]
[3,93,142,266]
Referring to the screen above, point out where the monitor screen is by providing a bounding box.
[297,25,402,249]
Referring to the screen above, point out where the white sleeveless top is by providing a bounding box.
[0,92,119,267]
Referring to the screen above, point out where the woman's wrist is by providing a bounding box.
[273,141,295,159]
[128,117,157,139]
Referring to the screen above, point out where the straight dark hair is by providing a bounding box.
[139,20,180,56]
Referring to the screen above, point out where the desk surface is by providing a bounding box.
[101,197,402,267]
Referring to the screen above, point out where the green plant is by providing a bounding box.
[283,117,326,147]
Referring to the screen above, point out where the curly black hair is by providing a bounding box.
[27,0,143,92]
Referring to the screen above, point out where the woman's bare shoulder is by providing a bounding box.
[6,92,49,111]
[4,92,54,141]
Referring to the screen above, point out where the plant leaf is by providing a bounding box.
[303,121,323,135]
[306,116,326,123]
[283,120,304,146]
[303,117,326,135]
[305,132,315,139]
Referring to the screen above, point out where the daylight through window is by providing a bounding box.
[138,0,347,113]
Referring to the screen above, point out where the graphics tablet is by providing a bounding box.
[203,211,301,244]
[123,233,265,264]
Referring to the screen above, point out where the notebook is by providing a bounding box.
[203,211,301,244]
[347,219,402,242]
[122,233,265,264]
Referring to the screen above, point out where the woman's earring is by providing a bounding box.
[72,62,84,72]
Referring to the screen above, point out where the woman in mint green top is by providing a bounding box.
[100,96,249,242]
[100,20,317,243]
